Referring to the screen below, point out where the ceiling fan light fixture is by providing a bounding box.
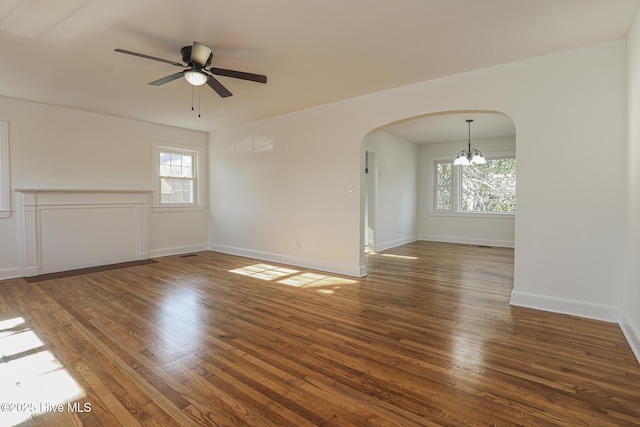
[184,69,208,86]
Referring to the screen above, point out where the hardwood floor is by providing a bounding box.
[1,241,639,426]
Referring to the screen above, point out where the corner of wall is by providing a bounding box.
[620,314,640,366]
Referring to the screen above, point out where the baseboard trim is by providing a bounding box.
[0,267,20,281]
[510,290,620,323]
[376,235,419,253]
[420,234,514,248]
[149,244,209,259]
[360,264,368,277]
[620,315,640,366]
[208,244,363,277]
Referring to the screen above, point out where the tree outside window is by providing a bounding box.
[434,156,516,214]
[461,158,516,213]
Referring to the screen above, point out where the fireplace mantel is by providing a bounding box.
[15,189,152,277]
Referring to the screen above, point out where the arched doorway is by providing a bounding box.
[360,110,516,272]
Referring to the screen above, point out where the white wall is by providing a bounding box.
[209,39,629,323]
[364,131,419,252]
[0,96,209,278]
[622,12,640,361]
[418,135,516,247]
[208,115,364,275]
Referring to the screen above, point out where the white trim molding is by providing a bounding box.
[152,141,207,212]
[620,315,640,365]
[149,244,209,259]
[208,243,364,277]
[510,290,620,323]
[0,267,20,281]
[376,235,420,253]
[420,234,515,248]
[0,121,10,218]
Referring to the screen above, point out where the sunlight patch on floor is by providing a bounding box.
[380,253,419,260]
[229,264,300,281]
[0,317,85,426]
[230,264,357,294]
[278,272,357,288]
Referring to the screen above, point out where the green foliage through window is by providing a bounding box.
[434,157,516,213]
[462,158,516,213]
[436,162,452,210]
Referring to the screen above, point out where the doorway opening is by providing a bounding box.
[360,110,516,275]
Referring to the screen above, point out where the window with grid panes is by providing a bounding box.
[433,154,515,214]
[159,150,195,205]
[434,160,453,211]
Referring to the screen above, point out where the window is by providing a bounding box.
[0,121,10,218]
[435,161,452,211]
[159,150,195,205]
[433,154,516,214]
[153,142,205,211]
[461,158,516,213]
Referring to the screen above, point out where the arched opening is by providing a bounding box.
[360,110,516,273]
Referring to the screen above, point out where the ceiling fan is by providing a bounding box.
[114,41,267,98]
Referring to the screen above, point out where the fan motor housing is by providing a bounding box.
[181,46,192,64]
[181,45,212,67]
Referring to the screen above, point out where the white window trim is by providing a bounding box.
[152,141,205,213]
[429,150,516,217]
[0,121,10,218]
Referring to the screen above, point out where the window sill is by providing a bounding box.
[429,211,515,220]
[152,205,206,213]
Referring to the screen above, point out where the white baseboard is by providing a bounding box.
[620,315,640,366]
[510,290,620,323]
[208,243,364,277]
[376,235,419,253]
[360,264,368,277]
[149,244,209,259]
[420,234,514,248]
[0,267,20,281]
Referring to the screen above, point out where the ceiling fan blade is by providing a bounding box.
[191,42,213,67]
[149,72,184,86]
[206,75,232,98]
[114,49,184,67]
[210,67,267,84]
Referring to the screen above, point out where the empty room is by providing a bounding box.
[1,1,640,426]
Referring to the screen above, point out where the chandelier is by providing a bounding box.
[454,119,486,165]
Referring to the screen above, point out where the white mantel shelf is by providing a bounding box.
[14,189,153,192]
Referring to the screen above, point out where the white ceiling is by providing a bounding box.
[0,0,638,135]
[382,112,516,145]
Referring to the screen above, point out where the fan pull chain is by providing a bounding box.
[191,85,194,111]
[198,91,201,117]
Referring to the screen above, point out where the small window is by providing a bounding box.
[152,141,205,212]
[159,150,195,205]
[434,161,452,211]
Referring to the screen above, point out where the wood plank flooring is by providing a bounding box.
[1,241,639,426]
